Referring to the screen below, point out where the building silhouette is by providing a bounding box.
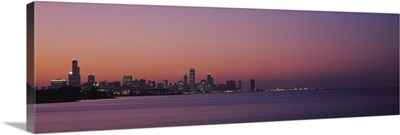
[157,82,163,89]
[122,75,132,87]
[68,58,81,87]
[226,80,237,90]
[139,79,146,90]
[170,82,177,90]
[132,78,139,90]
[51,79,67,89]
[148,80,156,89]
[198,79,206,92]
[88,74,95,85]
[81,74,95,91]
[206,72,213,85]
[178,81,184,90]
[108,81,121,91]
[206,72,214,91]
[183,74,188,91]
[250,79,255,91]
[189,68,196,91]
[99,80,108,89]
[238,80,242,90]
[53,58,269,93]
[162,80,168,89]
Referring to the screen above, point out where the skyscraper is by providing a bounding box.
[147,80,156,89]
[189,68,196,91]
[157,82,163,89]
[139,79,146,90]
[250,79,255,91]
[183,74,188,85]
[226,80,237,90]
[132,78,139,90]
[206,72,214,91]
[122,75,132,87]
[238,80,242,90]
[183,74,188,91]
[189,68,195,84]
[178,81,184,90]
[198,79,206,92]
[162,80,168,89]
[206,72,213,85]
[88,74,95,84]
[68,58,81,87]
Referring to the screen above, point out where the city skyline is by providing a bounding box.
[42,58,258,91]
[34,2,399,89]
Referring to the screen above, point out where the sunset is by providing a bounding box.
[26,1,400,133]
[33,2,399,89]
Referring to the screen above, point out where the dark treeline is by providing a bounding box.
[36,86,82,103]
[85,86,114,99]
[34,86,114,104]
[27,84,186,104]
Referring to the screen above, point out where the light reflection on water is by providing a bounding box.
[35,88,399,133]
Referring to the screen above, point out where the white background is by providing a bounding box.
[0,0,399,135]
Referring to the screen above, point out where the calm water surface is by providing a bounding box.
[34,88,399,133]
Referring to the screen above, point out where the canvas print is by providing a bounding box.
[27,1,399,133]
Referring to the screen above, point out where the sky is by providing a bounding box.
[33,2,399,89]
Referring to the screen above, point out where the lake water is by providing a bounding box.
[34,88,399,133]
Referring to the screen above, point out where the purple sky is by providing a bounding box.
[34,2,399,89]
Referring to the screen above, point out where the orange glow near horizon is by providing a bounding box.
[33,2,399,89]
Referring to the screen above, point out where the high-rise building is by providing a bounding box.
[238,80,242,90]
[178,81,184,90]
[139,79,146,90]
[206,72,213,85]
[51,79,67,89]
[183,74,188,85]
[250,79,255,91]
[99,80,108,89]
[108,81,121,91]
[68,58,81,86]
[157,82,163,89]
[122,75,132,87]
[198,79,206,92]
[147,80,156,89]
[189,68,196,91]
[183,74,188,91]
[170,82,177,90]
[226,80,237,90]
[132,78,139,90]
[88,74,95,85]
[206,72,214,91]
[162,80,168,89]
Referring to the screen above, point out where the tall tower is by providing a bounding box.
[122,75,133,87]
[88,74,95,84]
[183,74,188,85]
[189,68,196,91]
[162,80,168,89]
[250,79,255,91]
[238,80,242,90]
[68,58,81,87]
[147,80,156,89]
[183,74,188,91]
[226,80,236,90]
[206,72,213,85]
[206,72,214,91]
